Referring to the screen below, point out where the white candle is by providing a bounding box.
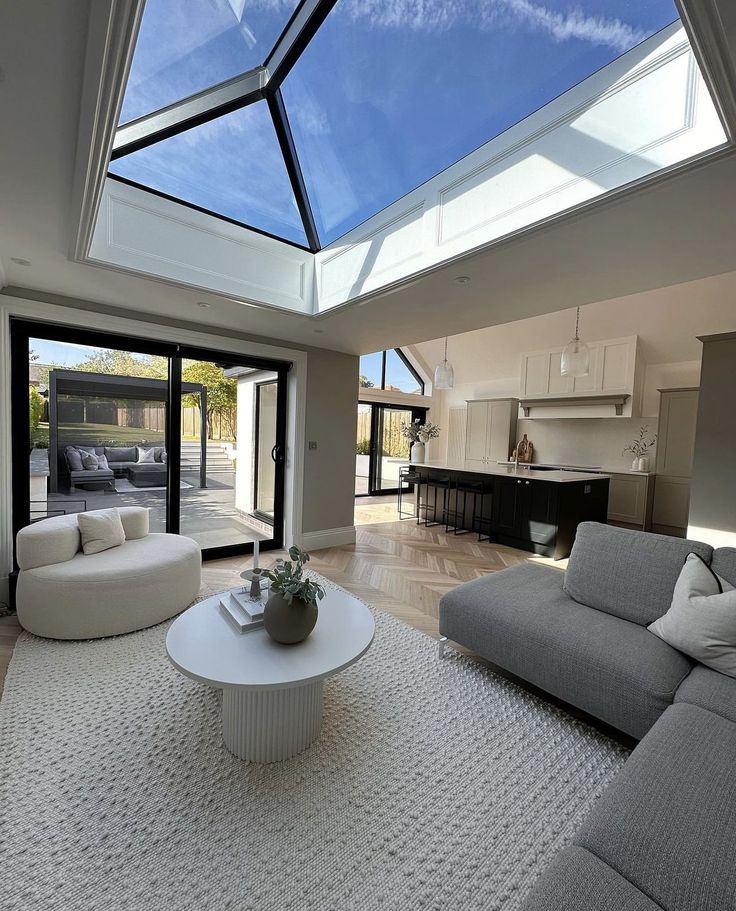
[253,539,260,570]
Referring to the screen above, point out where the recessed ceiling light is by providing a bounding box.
[453,275,471,285]
[196,301,210,309]
[10,257,31,266]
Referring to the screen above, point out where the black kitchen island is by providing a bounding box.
[410,461,609,560]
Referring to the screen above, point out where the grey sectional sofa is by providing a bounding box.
[439,522,736,911]
[64,445,166,490]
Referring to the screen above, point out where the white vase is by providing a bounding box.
[410,441,426,464]
[638,456,650,472]
[631,458,640,471]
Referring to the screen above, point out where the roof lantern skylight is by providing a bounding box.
[110,0,689,252]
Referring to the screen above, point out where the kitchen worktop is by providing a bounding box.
[410,460,610,484]
[497,460,652,476]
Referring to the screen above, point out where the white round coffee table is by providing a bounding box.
[166,587,375,762]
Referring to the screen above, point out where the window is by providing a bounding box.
[359,350,424,395]
[109,0,698,250]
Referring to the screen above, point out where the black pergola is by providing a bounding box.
[48,370,207,492]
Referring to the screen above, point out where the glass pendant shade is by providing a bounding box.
[560,307,590,377]
[560,338,590,377]
[434,337,454,389]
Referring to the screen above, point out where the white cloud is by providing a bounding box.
[253,0,648,53]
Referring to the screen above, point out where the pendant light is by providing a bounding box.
[560,306,590,377]
[434,336,454,389]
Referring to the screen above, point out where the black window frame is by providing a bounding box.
[360,349,425,396]
[10,318,291,566]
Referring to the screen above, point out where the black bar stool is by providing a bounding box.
[416,470,451,528]
[476,477,494,542]
[397,464,421,520]
[445,475,484,535]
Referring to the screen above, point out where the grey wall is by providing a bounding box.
[302,348,358,533]
[688,332,736,546]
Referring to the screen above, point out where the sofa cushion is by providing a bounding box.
[81,451,99,470]
[77,508,125,555]
[153,446,166,463]
[712,547,736,587]
[563,522,713,626]
[675,664,736,724]
[105,446,137,462]
[118,506,149,541]
[69,469,114,481]
[64,446,83,471]
[439,562,692,739]
[136,446,156,463]
[575,702,736,911]
[521,845,662,911]
[649,553,736,677]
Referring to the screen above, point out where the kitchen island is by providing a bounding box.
[410,461,610,560]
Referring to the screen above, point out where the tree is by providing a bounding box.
[29,386,43,436]
[74,349,168,379]
[359,375,375,388]
[181,360,237,440]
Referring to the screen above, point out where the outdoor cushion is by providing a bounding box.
[105,446,137,462]
[81,451,99,470]
[521,845,661,911]
[97,452,110,470]
[69,469,114,482]
[137,446,156,463]
[153,446,166,462]
[564,522,713,626]
[574,702,736,911]
[649,553,736,677]
[77,508,125,555]
[675,664,736,724]
[65,446,83,471]
[712,547,736,587]
[439,562,692,739]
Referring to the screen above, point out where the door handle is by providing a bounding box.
[271,444,283,463]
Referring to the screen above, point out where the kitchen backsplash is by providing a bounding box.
[515,418,658,470]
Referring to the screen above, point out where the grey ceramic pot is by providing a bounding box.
[263,592,318,644]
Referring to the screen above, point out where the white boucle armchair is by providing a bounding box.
[16,507,201,639]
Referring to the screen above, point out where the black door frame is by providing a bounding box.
[357,401,427,498]
[10,318,291,564]
[252,378,280,524]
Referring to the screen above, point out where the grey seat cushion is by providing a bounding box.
[521,845,663,911]
[675,664,736,724]
[439,562,692,739]
[105,446,137,462]
[712,547,736,587]
[69,469,114,480]
[575,702,736,911]
[563,522,713,626]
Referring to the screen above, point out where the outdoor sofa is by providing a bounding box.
[64,444,167,490]
[440,522,736,911]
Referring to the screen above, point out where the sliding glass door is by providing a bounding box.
[11,320,288,560]
[355,402,426,497]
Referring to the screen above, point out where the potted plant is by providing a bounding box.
[261,546,325,644]
[622,426,657,471]
[400,418,441,463]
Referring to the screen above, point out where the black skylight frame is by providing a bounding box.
[111,0,340,253]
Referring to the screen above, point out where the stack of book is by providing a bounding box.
[219,588,266,634]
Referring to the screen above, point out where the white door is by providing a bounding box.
[465,401,489,463]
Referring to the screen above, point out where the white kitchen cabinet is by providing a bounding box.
[464,399,518,466]
[518,336,643,417]
[607,473,653,528]
[652,476,691,534]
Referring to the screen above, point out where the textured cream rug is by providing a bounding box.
[1,576,628,911]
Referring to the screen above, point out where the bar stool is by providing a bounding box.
[397,464,421,520]
[445,475,484,536]
[476,477,494,543]
[416,470,451,528]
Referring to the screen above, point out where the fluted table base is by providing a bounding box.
[221,680,324,762]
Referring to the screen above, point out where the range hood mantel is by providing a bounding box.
[520,394,630,417]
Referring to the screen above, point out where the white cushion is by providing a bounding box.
[77,508,125,555]
[81,451,99,470]
[649,553,736,677]
[137,446,155,464]
[118,506,149,540]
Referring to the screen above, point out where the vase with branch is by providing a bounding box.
[622,426,657,471]
[401,418,440,463]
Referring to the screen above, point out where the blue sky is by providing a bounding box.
[31,339,105,366]
[112,0,679,246]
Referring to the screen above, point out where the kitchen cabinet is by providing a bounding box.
[492,476,558,545]
[519,336,643,417]
[464,399,518,466]
[607,474,652,527]
[652,388,699,536]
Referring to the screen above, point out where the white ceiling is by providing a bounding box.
[2,0,736,357]
[415,269,736,384]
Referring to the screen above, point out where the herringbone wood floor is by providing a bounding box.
[0,519,548,698]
